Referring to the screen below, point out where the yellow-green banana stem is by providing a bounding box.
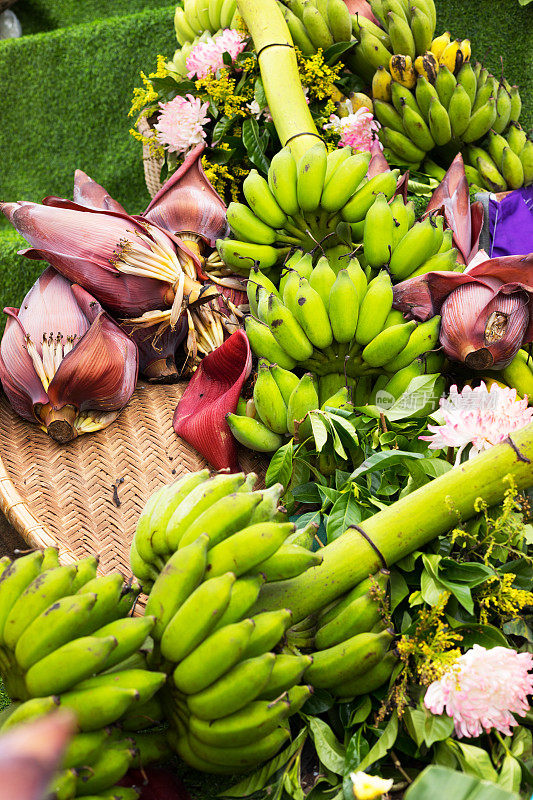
[237,0,323,162]
[254,424,533,622]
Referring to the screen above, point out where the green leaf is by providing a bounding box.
[390,569,409,611]
[310,413,330,453]
[322,39,356,66]
[254,76,267,108]
[446,739,499,782]
[307,716,346,775]
[349,450,424,481]
[357,711,398,772]
[266,441,293,489]
[503,617,533,643]
[404,765,520,800]
[424,711,455,748]
[301,688,334,716]
[498,754,522,793]
[242,117,270,174]
[219,729,307,797]
[344,727,370,775]
[212,115,237,144]
[403,706,427,748]
[292,482,322,504]
[326,491,363,543]
[453,623,509,649]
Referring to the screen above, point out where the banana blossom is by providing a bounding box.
[393,253,533,370]
[0,268,138,442]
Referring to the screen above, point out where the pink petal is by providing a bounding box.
[426,153,466,215]
[144,143,229,246]
[346,1,380,24]
[47,308,138,412]
[72,169,128,214]
[469,201,484,263]
[173,330,251,471]
[0,313,48,422]
[367,138,390,177]
[393,271,498,320]
[120,316,188,380]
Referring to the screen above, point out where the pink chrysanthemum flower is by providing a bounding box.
[424,645,533,738]
[420,381,533,464]
[186,29,246,79]
[324,106,382,153]
[153,94,210,155]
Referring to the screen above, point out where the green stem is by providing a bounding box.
[237,0,322,162]
[253,425,533,621]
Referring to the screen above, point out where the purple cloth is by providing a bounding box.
[489,186,533,258]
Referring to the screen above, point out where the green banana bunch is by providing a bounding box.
[280,0,353,56]
[501,349,533,401]
[465,127,533,192]
[217,144,399,271]
[173,0,239,47]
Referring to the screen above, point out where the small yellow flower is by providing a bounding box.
[350,772,393,800]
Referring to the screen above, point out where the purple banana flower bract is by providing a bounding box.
[72,169,128,214]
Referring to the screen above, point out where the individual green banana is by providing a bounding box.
[410,5,433,55]
[318,572,389,627]
[520,140,533,185]
[245,316,297,370]
[472,76,497,113]
[383,314,441,370]
[283,6,316,55]
[355,271,394,346]
[2,564,76,650]
[74,573,126,634]
[187,652,276,720]
[374,98,407,133]
[160,572,235,662]
[329,269,360,343]
[129,541,158,588]
[363,192,395,268]
[268,148,299,217]
[380,126,426,161]
[270,363,300,406]
[510,85,522,122]
[121,694,165,730]
[75,669,166,706]
[305,628,394,688]
[389,216,439,280]
[390,197,412,250]
[212,574,265,631]
[447,83,472,137]
[70,555,99,593]
[189,694,291,748]
[346,257,369,301]
[415,75,439,118]
[427,96,452,145]
[50,768,78,800]
[474,150,507,192]
[243,170,288,229]
[24,635,118,697]
[391,81,420,113]
[387,10,415,59]
[173,618,255,694]
[296,142,328,213]
[406,247,458,278]
[62,729,110,769]
[144,534,208,640]
[462,97,497,143]
[507,122,527,156]
[253,544,323,581]
[93,615,155,670]
[502,350,533,399]
[165,472,247,551]
[434,65,456,109]
[169,731,237,774]
[320,152,371,214]
[257,653,313,699]
[178,491,262,550]
[75,746,135,796]
[309,256,337,309]
[401,100,435,151]
[188,725,290,769]
[40,546,60,571]
[208,0,224,30]
[493,83,512,134]
[226,413,284,452]
[205,522,294,579]
[0,551,44,644]
[362,320,417,367]
[358,27,393,72]
[14,591,97,671]
[243,609,293,658]
[332,650,398,697]
[216,239,284,274]
[324,146,352,186]
[253,361,288,434]
[327,0,352,41]
[227,202,276,245]
[456,61,477,104]
[220,0,237,27]
[315,588,384,649]
[59,686,140,731]
[174,7,197,44]
[340,170,397,222]
[247,267,280,316]
[287,373,319,436]
[265,294,314,361]
[290,277,334,349]
[302,2,334,50]
[249,484,284,525]
[501,146,525,189]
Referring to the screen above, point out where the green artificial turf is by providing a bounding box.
[14,0,174,35]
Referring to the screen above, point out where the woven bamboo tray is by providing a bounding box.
[0,382,266,575]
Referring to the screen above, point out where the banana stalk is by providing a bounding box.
[237,0,322,161]
[254,424,533,621]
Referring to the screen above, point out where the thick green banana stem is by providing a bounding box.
[255,424,533,621]
[237,0,322,161]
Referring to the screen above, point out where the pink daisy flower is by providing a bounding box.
[324,106,382,153]
[420,381,533,464]
[153,94,210,155]
[186,29,246,79]
[425,645,533,738]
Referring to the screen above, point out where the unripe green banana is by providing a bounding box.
[383,314,441,370]
[306,628,394,689]
[296,142,328,213]
[456,61,477,104]
[391,81,419,113]
[502,350,533,399]
[212,574,265,632]
[410,5,433,55]
[329,269,360,343]
[315,587,384,650]
[324,147,352,186]
[362,320,417,367]
[75,746,135,796]
[75,668,166,706]
[25,635,118,697]
[283,6,316,55]
[427,96,452,145]
[247,268,281,316]
[265,294,314,361]
[472,76,497,113]
[144,534,208,640]
[363,192,395,268]
[270,363,300,405]
[462,97,497,143]
[383,358,430,398]
[501,146,524,189]
[389,216,440,280]
[469,147,507,192]
[129,542,158,588]
[227,202,277,245]
[380,127,426,162]
[160,572,236,662]
[406,247,458,278]
[253,361,289,434]
[173,618,255,694]
[352,12,391,47]
[320,152,372,213]
[340,170,398,222]
[303,2,335,50]
[178,490,263,550]
[327,0,352,41]
[492,83,512,134]
[415,75,439,119]
[245,316,297,370]
[448,83,472,137]
[0,551,44,644]
[434,65,456,109]
[226,413,284,452]
[1,695,59,731]
[400,100,435,151]
[187,652,276,720]
[40,547,60,571]
[331,649,398,698]
[243,170,288,229]
[206,522,295,579]
[77,573,134,635]
[268,148,299,217]
[346,257,368,301]
[93,615,155,670]
[507,122,527,156]
[289,277,334,350]
[387,10,415,59]
[520,140,533,185]
[253,544,323,581]
[287,373,319,436]
[62,729,110,769]
[121,694,165,731]
[359,27,393,72]
[59,686,140,732]
[510,86,522,123]
[355,270,394,346]
[188,725,290,769]
[257,653,313,699]
[309,256,337,308]
[189,693,291,748]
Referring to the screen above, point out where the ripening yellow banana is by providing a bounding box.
[429,31,450,61]
[372,66,393,102]
[439,39,462,74]
[389,54,416,88]
[459,39,471,62]
[414,51,439,83]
